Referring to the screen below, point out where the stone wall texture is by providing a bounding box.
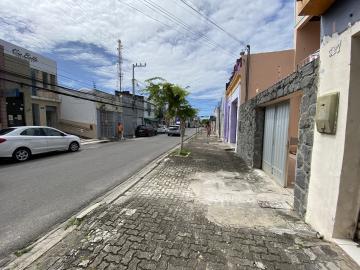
[236,59,319,217]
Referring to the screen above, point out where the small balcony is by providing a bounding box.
[297,0,335,16]
[297,49,320,70]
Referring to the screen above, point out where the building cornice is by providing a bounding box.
[226,72,241,97]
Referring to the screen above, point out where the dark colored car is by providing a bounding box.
[135,125,157,137]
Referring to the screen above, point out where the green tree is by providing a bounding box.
[177,102,197,151]
[143,77,197,153]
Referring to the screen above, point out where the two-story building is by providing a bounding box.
[0,39,59,128]
[299,0,360,249]
[230,2,360,262]
[294,0,321,68]
[223,49,295,155]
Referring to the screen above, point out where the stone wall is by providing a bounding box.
[236,59,319,216]
[293,62,319,216]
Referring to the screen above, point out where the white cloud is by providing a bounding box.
[61,52,112,66]
[0,0,294,114]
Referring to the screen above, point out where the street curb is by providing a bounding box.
[75,202,103,221]
[81,139,110,145]
[4,130,198,270]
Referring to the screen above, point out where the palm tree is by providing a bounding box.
[143,78,197,153]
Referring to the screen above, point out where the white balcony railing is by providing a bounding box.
[297,49,320,70]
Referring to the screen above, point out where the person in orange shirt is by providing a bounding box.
[117,122,124,140]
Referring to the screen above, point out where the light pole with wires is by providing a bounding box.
[240,45,251,102]
[131,62,146,136]
[132,62,146,96]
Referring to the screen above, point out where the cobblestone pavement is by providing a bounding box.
[24,134,358,270]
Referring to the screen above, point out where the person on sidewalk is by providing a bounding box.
[205,122,211,144]
[117,122,124,140]
[206,122,211,137]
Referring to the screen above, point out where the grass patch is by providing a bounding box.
[171,148,191,157]
[65,217,81,230]
[14,246,33,257]
[179,149,191,156]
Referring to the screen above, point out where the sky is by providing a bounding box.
[0,0,295,116]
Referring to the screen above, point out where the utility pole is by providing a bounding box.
[240,45,250,102]
[117,40,123,92]
[131,62,146,137]
[245,45,250,102]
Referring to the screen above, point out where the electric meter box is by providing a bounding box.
[315,92,339,134]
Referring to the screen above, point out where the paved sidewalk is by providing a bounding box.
[21,134,358,270]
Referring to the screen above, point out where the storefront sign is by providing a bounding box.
[0,39,56,74]
[11,48,38,62]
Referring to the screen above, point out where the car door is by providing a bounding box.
[42,128,68,151]
[19,128,48,154]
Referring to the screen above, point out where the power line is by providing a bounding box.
[118,0,172,28]
[2,48,98,89]
[118,0,237,57]
[0,68,148,111]
[137,0,238,57]
[177,0,246,46]
[1,4,119,90]
[0,65,113,100]
[0,63,152,107]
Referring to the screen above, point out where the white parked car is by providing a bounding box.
[167,125,181,136]
[0,126,81,162]
[156,125,167,134]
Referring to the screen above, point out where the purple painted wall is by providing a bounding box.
[223,95,239,144]
[230,98,238,143]
[224,101,230,141]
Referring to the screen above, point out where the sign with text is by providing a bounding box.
[0,39,57,74]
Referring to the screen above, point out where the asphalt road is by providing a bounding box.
[0,129,196,262]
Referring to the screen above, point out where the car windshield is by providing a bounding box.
[0,128,15,135]
[169,126,179,130]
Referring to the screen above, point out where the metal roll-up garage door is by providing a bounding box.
[262,102,290,187]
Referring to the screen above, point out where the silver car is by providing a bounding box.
[156,125,167,134]
[0,126,81,162]
[167,125,181,136]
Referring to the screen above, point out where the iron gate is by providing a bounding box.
[98,110,116,139]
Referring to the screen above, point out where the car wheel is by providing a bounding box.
[13,147,31,162]
[69,141,80,152]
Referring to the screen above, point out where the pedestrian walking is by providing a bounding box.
[206,122,211,137]
[117,122,124,140]
[205,122,211,144]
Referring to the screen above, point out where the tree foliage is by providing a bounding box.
[143,77,195,120]
[143,77,198,152]
[177,102,197,121]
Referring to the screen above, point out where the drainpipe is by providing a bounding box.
[245,45,250,102]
